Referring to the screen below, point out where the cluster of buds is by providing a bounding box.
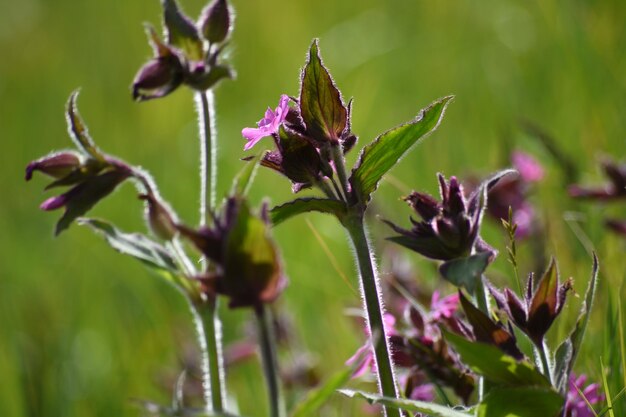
[242,41,356,194]
[486,151,544,238]
[569,157,626,237]
[384,174,495,261]
[132,0,234,101]
[490,258,572,347]
[177,197,287,308]
[26,93,133,235]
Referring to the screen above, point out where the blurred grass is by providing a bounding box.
[1,0,626,415]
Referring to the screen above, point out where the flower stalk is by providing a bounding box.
[255,305,287,417]
[195,88,226,413]
[344,214,401,417]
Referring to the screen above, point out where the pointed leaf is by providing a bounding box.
[162,0,203,60]
[231,155,260,197]
[79,218,180,274]
[338,390,471,417]
[299,39,347,144]
[439,253,491,293]
[444,330,549,387]
[66,91,106,162]
[554,253,599,391]
[291,368,352,417]
[477,386,564,417]
[270,198,346,226]
[350,96,453,203]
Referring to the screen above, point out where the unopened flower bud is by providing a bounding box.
[25,151,82,181]
[139,193,178,240]
[199,0,232,44]
[132,56,184,101]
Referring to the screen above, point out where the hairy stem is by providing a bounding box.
[195,89,226,412]
[255,305,286,417]
[197,90,217,223]
[330,145,350,201]
[536,340,553,385]
[190,298,225,412]
[344,215,401,417]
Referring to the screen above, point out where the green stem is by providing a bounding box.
[344,215,401,417]
[195,89,226,412]
[190,298,225,412]
[198,90,217,223]
[255,305,286,417]
[536,340,553,385]
[474,274,492,402]
[330,145,350,201]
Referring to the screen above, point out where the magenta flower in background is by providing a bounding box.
[346,314,397,378]
[487,150,543,238]
[512,150,544,182]
[242,94,290,150]
[565,374,604,417]
[429,291,460,322]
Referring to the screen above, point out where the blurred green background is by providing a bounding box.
[2,0,626,415]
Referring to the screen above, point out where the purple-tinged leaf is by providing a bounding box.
[52,170,130,235]
[299,39,347,145]
[459,291,524,359]
[527,257,560,345]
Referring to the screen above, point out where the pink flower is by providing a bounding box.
[242,95,290,150]
[346,314,397,378]
[565,374,604,417]
[429,291,460,322]
[512,151,544,182]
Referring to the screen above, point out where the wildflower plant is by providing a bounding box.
[24,0,609,416]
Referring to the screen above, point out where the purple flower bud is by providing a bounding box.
[139,193,178,241]
[386,174,489,261]
[512,151,544,182]
[569,157,626,200]
[565,374,604,417]
[132,56,184,101]
[199,0,232,44]
[26,152,82,181]
[178,197,287,308]
[40,195,67,211]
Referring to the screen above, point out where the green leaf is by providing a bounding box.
[55,170,129,235]
[444,331,550,387]
[162,0,203,60]
[231,154,260,197]
[291,368,352,417]
[66,91,106,162]
[439,253,491,293]
[554,253,599,392]
[299,39,347,144]
[350,95,453,203]
[79,218,180,274]
[477,386,564,417]
[338,390,471,417]
[270,198,346,226]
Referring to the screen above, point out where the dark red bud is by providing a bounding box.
[26,152,82,181]
[199,0,232,44]
[132,56,184,101]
